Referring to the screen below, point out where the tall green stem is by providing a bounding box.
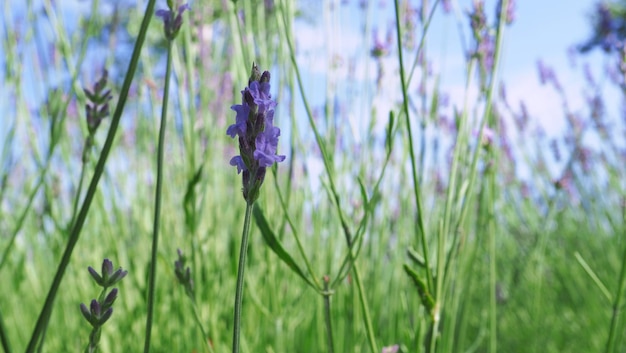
[392,0,433,293]
[232,202,254,353]
[0,309,10,353]
[24,2,157,351]
[605,200,626,353]
[322,277,335,353]
[144,38,173,353]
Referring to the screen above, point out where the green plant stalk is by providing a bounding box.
[486,154,498,353]
[232,202,254,353]
[330,113,397,290]
[0,309,11,353]
[24,1,158,351]
[322,279,335,353]
[279,0,351,244]
[179,22,200,278]
[190,300,215,353]
[417,0,429,187]
[574,252,612,302]
[279,3,379,351]
[392,0,434,294]
[230,1,249,81]
[605,201,626,353]
[406,0,439,87]
[435,0,510,350]
[273,181,322,290]
[352,265,378,353]
[69,157,89,227]
[144,38,173,353]
[487,5,508,353]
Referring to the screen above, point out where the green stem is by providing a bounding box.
[392,0,433,293]
[352,266,378,353]
[24,2,157,352]
[0,309,11,353]
[190,300,215,353]
[280,4,379,350]
[605,199,626,353]
[322,278,335,353]
[144,38,173,353]
[232,202,254,353]
[69,156,89,226]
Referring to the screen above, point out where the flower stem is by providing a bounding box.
[23,2,157,351]
[232,202,254,353]
[605,199,626,353]
[144,38,173,353]
[0,309,11,353]
[190,300,215,353]
[322,277,335,353]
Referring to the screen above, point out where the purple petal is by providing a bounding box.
[254,126,285,167]
[155,9,171,20]
[230,156,247,174]
[178,3,190,14]
[227,104,250,138]
[248,81,276,113]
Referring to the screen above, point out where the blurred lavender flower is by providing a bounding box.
[370,28,391,58]
[474,126,496,148]
[174,249,195,300]
[469,0,486,35]
[468,1,495,75]
[156,2,189,40]
[381,345,399,353]
[477,33,495,73]
[579,2,624,53]
[536,60,562,91]
[227,64,285,203]
[84,69,112,136]
[495,0,515,25]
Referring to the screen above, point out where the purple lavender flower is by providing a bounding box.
[226,103,250,138]
[174,249,195,300]
[469,0,486,35]
[495,0,515,25]
[84,70,112,136]
[80,259,126,352]
[477,33,495,73]
[248,80,276,113]
[88,259,127,288]
[227,64,285,203]
[156,3,189,40]
[254,125,285,167]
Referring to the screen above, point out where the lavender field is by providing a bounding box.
[1,0,625,352]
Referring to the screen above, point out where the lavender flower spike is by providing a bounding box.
[156,2,189,40]
[227,63,286,203]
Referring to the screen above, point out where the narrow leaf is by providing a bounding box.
[253,205,315,289]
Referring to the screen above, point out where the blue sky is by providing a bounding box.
[293,0,604,138]
[287,0,610,185]
[0,0,609,172]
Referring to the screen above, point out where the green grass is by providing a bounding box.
[1,0,626,352]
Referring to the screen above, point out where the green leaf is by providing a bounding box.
[253,205,315,289]
[403,264,435,315]
[385,111,395,154]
